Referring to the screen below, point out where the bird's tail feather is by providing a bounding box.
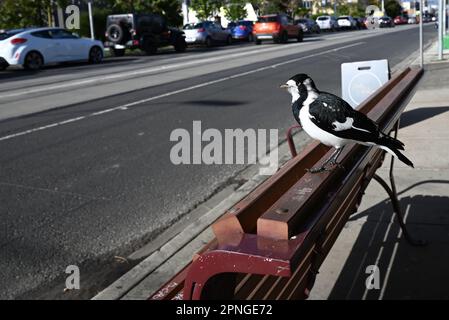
[379,133,405,151]
[378,145,414,168]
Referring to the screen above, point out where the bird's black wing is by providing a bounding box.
[308,93,380,143]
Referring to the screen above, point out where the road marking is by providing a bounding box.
[0,42,364,143]
[0,40,330,99]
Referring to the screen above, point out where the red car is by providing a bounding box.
[394,16,408,25]
[253,14,303,44]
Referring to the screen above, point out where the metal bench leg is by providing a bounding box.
[372,120,427,247]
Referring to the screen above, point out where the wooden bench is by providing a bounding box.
[149,66,424,301]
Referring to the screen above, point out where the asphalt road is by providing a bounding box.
[0,25,436,299]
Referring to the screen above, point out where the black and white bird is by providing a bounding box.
[280,73,413,173]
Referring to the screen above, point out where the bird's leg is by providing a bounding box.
[328,146,345,168]
[308,148,341,173]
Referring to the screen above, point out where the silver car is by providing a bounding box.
[183,21,232,47]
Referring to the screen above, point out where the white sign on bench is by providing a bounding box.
[341,59,389,109]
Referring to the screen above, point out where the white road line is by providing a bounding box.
[0,42,364,143]
[0,41,327,99]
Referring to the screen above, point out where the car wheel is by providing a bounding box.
[0,62,8,71]
[281,32,288,43]
[106,24,125,44]
[143,39,157,55]
[111,48,125,57]
[24,51,44,71]
[89,46,103,64]
[248,33,254,42]
[226,36,232,45]
[206,37,213,47]
[174,37,187,52]
[297,31,304,42]
[255,38,261,45]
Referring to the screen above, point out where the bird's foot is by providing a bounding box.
[329,161,344,170]
[307,162,344,174]
[307,166,332,173]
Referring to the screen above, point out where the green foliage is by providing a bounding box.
[190,0,222,20]
[385,0,402,18]
[79,8,111,41]
[0,0,51,29]
[223,0,248,21]
[252,0,295,15]
[294,7,310,18]
[337,3,365,17]
[0,0,183,30]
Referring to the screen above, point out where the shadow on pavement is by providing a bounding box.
[400,106,449,128]
[328,180,449,299]
[182,99,248,107]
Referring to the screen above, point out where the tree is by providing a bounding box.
[190,0,223,20]
[223,0,248,21]
[385,0,402,18]
[0,0,184,30]
[252,0,295,15]
[0,0,52,29]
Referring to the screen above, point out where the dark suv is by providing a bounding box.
[104,13,187,56]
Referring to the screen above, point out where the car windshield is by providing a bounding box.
[237,21,252,26]
[0,29,24,40]
[184,23,204,30]
[296,19,307,23]
[258,16,278,23]
[317,17,329,21]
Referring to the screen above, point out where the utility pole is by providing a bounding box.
[420,0,424,67]
[48,0,54,27]
[439,0,444,60]
[88,0,95,39]
[444,0,447,36]
[182,0,189,26]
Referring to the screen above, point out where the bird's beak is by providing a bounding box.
[279,84,289,89]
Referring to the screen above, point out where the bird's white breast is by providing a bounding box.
[299,105,348,148]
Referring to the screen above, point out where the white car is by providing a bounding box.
[316,16,339,31]
[0,28,104,71]
[337,16,358,30]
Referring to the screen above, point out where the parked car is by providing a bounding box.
[227,20,254,41]
[253,14,303,44]
[295,18,320,34]
[379,16,395,28]
[316,15,339,31]
[183,21,232,47]
[0,27,103,71]
[104,13,186,56]
[337,16,358,30]
[408,16,418,24]
[354,17,367,29]
[393,16,408,25]
[422,15,432,23]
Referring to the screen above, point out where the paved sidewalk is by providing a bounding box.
[309,43,449,299]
